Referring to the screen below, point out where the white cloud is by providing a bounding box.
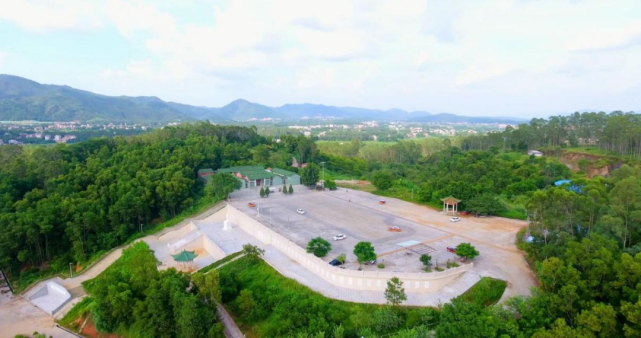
[4,0,641,115]
[0,0,103,32]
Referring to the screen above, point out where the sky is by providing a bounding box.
[1,0,641,117]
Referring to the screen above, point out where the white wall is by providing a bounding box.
[227,205,472,293]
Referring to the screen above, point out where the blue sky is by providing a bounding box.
[1,0,641,117]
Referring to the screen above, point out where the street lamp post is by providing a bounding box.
[69,263,73,278]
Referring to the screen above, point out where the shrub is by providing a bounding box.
[420,254,432,267]
[377,263,385,269]
[354,242,376,266]
[373,307,402,332]
[455,243,479,261]
[306,237,332,257]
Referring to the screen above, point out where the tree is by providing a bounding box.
[371,170,394,190]
[192,270,221,305]
[259,187,265,198]
[436,299,499,338]
[465,194,506,216]
[337,253,346,264]
[420,254,432,268]
[242,243,265,261]
[301,163,320,187]
[325,179,338,191]
[306,237,332,257]
[283,183,288,195]
[237,289,257,322]
[384,277,407,306]
[455,243,479,261]
[288,184,294,194]
[205,173,240,200]
[353,242,376,266]
[264,186,270,197]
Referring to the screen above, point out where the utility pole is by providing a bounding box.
[69,263,73,278]
[321,161,325,188]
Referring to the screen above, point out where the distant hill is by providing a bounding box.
[276,103,431,120]
[408,113,526,124]
[217,99,286,121]
[0,74,529,124]
[0,75,195,123]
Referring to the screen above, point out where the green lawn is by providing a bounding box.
[456,277,507,306]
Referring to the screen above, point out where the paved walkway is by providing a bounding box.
[217,303,244,338]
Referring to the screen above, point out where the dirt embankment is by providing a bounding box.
[557,151,622,178]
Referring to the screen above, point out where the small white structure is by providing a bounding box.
[28,281,71,315]
[528,150,544,157]
[223,218,232,231]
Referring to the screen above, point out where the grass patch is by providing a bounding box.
[198,251,243,274]
[58,296,95,329]
[456,277,507,307]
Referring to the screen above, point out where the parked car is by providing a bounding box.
[296,208,305,214]
[329,259,343,266]
[248,203,256,207]
[333,234,347,241]
[450,217,461,222]
[364,259,377,265]
[379,200,386,205]
[388,226,402,232]
[447,246,456,253]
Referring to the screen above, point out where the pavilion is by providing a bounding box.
[441,196,461,215]
[172,250,197,272]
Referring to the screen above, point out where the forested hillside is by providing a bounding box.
[463,111,641,158]
[0,74,201,123]
[0,123,262,282]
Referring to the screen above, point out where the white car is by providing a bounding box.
[450,217,461,223]
[296,208,305,214]
[333,234,347,241]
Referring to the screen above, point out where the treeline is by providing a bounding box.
[83,242,224,337]
[487,164,641,337]
[462,111,641,158]
[0,122,262,277]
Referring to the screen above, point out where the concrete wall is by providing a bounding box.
[159,222,198,241]
[227,205,472,293]
[28,281,71,315]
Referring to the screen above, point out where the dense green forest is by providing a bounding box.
[0,123,262,284]
[462,111,641,158]
[6,110,641,336]
[66,242,224,337]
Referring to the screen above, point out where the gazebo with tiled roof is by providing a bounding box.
[441,196,461,215]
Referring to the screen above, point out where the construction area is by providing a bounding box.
[230,187,536,300]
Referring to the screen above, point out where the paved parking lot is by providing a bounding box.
[231,187,537,299]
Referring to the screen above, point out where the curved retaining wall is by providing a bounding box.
[227,204,472,293]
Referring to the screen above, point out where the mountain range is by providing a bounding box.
[0,74,527,124]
